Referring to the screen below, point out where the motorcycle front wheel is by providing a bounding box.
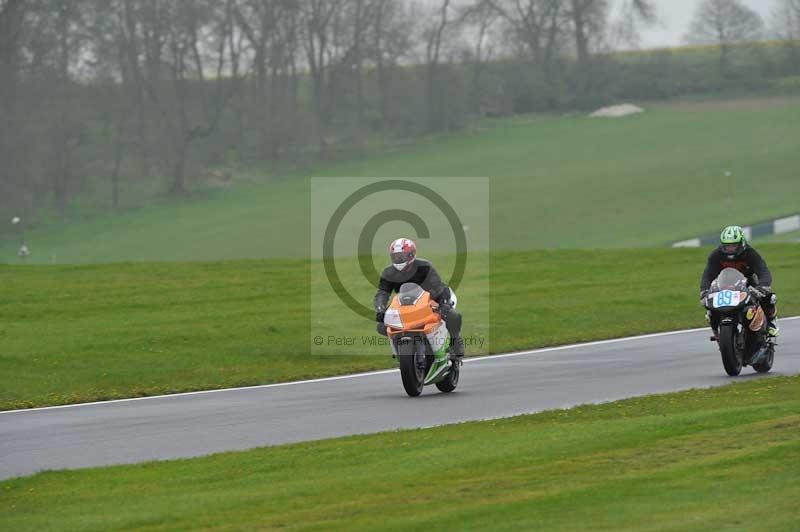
[718,324,743,376]
[398,336,425,396]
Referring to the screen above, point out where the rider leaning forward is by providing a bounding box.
[700,225,779,338]
[374,238,465,359]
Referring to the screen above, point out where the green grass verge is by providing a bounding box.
[2,375,798,531]
[2,245,799,410]
[2,97,800,263]
[760,229,800,244]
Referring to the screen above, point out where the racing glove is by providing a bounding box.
[757,286,777,305]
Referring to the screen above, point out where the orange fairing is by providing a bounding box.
[748,305,766,332]
[386,291,442,336]
[739,291,749,305]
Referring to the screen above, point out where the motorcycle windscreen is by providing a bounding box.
[713,268,748,291]
[398,283,425,306]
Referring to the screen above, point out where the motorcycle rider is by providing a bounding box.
[374,238,464,359]
[700,225,779,337]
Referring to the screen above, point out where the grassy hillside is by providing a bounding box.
[2,245,799,410]
[2,97,800,264]
[761,229,800,243]
[2,375,799,530]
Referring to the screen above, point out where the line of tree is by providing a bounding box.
[1,0,799,228]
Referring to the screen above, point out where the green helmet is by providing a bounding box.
[720,225,747,258]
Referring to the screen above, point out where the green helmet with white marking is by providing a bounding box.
[719,225,747,258]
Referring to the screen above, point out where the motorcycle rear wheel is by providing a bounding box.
[398,337,425,396]
[718,324,742,376]
[435,361,460,393]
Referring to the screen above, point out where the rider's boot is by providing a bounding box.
[761,298,779,338]
[767,317,780,338]
[448,335,464,361]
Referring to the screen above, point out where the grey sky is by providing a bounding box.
[422,0,776,50]
[635,0,774,48]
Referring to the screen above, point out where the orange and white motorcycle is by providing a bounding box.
[704,268,776,376]
[383,283,460,396]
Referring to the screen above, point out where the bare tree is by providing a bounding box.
[483,0,565,90]
[0,0,29,214]
[772,0,800,72]
[423,0,453,131]
[299,0,345,151]
[573,4,653,52]
[371,0,412,128]
[485,1,561,63]
[314,0,377,135]
[773,0,800,40]
[0,1,27,114]
[43,0,90,214]
[167,0,240,194]
[567,0,608,71]
[117,0,241,195]
[567,0,654,103]
[333,0,372,128]
[685,0,764,71]
[611,0,659,49]
[460,1,500,113]
[233,0,301,157]
[84,0,129,208]
[116,0,163,180]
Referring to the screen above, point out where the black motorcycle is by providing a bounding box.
[703,268,776,376]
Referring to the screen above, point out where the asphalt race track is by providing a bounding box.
[2,318,798,480]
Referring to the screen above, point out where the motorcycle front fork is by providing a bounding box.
[706,311,719,341]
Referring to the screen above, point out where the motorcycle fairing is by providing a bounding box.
[748,305,765,332]
[385,283,452,385]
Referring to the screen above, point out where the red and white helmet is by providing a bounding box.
[389,238,416,271]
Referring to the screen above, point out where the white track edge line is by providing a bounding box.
[3,315,797,415]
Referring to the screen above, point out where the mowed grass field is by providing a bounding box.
[2,375,798,531]
[761,229,800,243]
[2,96,800,263]
[2,245,799,410]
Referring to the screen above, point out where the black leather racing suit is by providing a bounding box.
[373,259,462,349]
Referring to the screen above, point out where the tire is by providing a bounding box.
[718,324,742,376]
[753,346,774,374]
[435,362,460,393]
[397,336,425,397]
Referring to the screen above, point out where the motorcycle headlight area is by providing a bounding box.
[384,309,403,329]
